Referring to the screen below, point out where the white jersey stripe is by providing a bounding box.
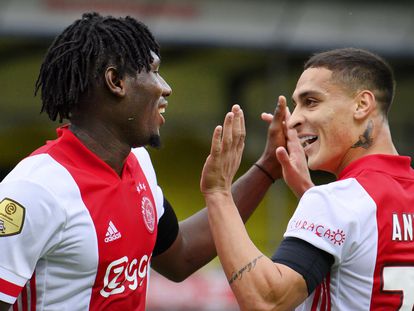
[0,292,15,305]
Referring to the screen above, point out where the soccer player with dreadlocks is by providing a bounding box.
[0,12,307,310]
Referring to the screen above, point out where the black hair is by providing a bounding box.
[304,48,396,116]
[35,12,160,122]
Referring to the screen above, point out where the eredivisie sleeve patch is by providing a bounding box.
[0,198,25,237]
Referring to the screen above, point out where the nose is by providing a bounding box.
[287,105,303,130]
[160,75,172,97]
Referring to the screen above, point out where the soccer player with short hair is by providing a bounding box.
[201,48,414,310]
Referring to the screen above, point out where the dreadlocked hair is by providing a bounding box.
[35,12,160,122]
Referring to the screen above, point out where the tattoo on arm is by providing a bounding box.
[352,120,373,149]
[228,255,264,284]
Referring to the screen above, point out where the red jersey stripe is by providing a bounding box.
[21,285,28,311]
[0,278,22,298]
[311,285,321,311]
[30,276,36,311]
[320,281,326,310]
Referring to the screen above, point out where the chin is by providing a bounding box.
[307,157,323,172]
[148,134,161,149]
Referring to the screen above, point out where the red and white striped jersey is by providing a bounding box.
[0,127,165,310]
[284,154,414,310]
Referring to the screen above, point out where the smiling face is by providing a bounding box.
[121,51,172,148]
[289,67,360,175]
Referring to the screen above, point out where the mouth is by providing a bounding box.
[299,135,318,149]
[158,102,167,114]
[158,102,168,124]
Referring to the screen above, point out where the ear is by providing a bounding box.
[104,67,126,97]
[353,90,376,120]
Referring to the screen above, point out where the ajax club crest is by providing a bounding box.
[141,196,155,233]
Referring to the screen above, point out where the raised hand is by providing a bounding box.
[200,105,245,196]
[275,105,314,197]
[256,96,290,180]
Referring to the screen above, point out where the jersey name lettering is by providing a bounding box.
[100,254,151,298]
[392,213,414,241]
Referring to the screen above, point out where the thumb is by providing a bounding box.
[275,146,291,169]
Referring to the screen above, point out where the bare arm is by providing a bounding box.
[205,192,307,310]
[200,106,307,310]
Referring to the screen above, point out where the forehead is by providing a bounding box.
[292,67,334,100]
[150,51,160,66]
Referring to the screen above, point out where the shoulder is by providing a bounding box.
[1,153,75,220]
[301,178,376,215]
[285,178,377,260]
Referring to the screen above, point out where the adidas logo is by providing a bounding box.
[104,221,122,243]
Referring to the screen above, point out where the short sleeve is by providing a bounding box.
[0,179,66,303]
[284,178,372,263]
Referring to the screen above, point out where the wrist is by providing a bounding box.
[297,181,315,198]
[255,157,282,181]
[203,190,233,202]
[253,163,275,183]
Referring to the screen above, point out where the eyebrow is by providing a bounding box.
[292,90,325,106]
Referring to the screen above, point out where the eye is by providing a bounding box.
[305,98,318,106]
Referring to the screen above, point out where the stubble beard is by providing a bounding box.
[148,134,161,149]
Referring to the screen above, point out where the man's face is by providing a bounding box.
[122,51,172,148]
[289,67,358,175]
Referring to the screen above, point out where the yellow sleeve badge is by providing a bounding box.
[0,198,25,237]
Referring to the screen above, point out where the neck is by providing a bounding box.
[335,119,397,177]
[69,122,130,176]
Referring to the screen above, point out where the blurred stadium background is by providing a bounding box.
[1,0,414,309]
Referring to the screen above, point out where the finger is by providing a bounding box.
[222,112,234,153]
[231,105,242,133]
[278,96,287,113]
[231,104,241,114]
[232,105,241,146]
[273,96,287,124]
[210,125,223,157]
[237,110,246,152]
[236,108,246,151]
[261,112,273,124]
[260,95,288,123]
[286,126,302,154]
[239,107,245,138]
[285,104,292,119]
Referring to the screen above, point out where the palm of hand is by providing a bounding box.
[200,108,245,195]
